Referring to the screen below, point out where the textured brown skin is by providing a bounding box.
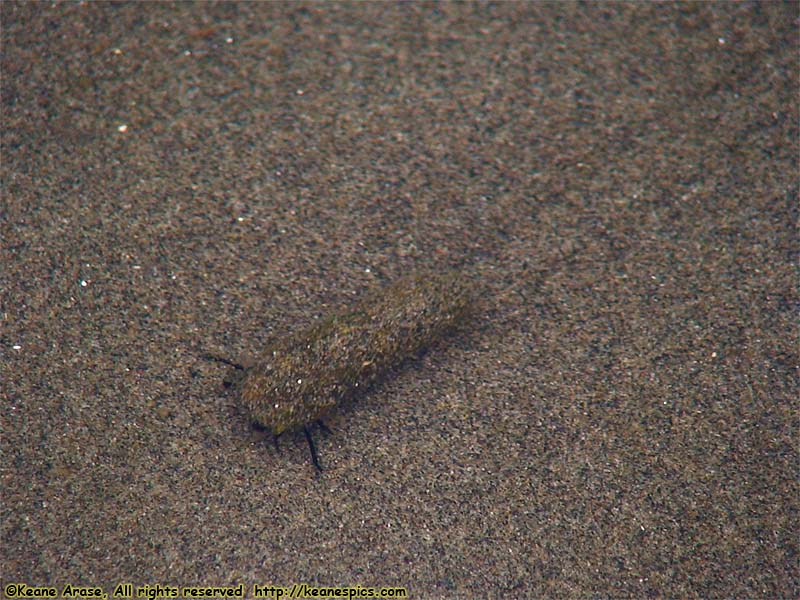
[236,271,472,436]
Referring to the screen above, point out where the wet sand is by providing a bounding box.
[2,2,797,597]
